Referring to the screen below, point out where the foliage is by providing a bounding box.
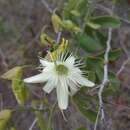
[0,109,12,130]
[1,66,29,105]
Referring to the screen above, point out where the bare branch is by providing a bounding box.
[28,118,38,130]
[41,0,53,13]
[94,28,112,130]
[95,4,130,24]
[0,48,8,68]
[28,104,43,130]
[116,58,130,76]
[56,31,62,44]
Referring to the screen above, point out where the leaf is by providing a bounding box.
[87,21,101,29]
[76,33,104,53]
[70,10,80,17]
[61,20,81,33]
[12,68,29,105]
[96,48,122,62]
[2,66,29,105]
[84,25,107,48]
[1,66,23,80]
[63,0,89,20]
[109,71,120,89]
[88,71,96,82]
[88,16,121,28]
[51,13,62,33]
[12,79,29,105]
[108,48,122,61]
[35,111,47,130]
[73,88,97,122]
[80,109,97,123]
[103,72,120,97]
[40,33,55,46]
[0,109,12,130]
[86,57,104,82]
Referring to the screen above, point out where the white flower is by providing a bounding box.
[24,53,95,109]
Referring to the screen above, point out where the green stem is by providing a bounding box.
[47,102,57,130]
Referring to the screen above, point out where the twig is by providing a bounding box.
[95,4,112,14]
[116,58,130,76]
[120,17,130,24]
[56,31,62,44]
[95,4,130,24]
[41,0,53,13]
[0,48,8,68]
[28,25,47,45]
[116,29,130,76]
[100,28,112,118]
[118,30,130,57]
[28,118,38,130]
[94,28,112,130]
[104,100,130,111]
[94,107,100,130]
[28,104,43,130]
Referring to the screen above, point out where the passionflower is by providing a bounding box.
[24,52,95,109]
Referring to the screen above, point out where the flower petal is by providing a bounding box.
[66,79,78,95]
[24,73,49,83]
[65,56,75,68]
[56,79,69,109]
[77,76,95,87]
[43,81,55,93]
[39,59,52,67]
[69,72,95,87]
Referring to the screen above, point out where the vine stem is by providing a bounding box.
[47,102,57,130]
[41,0,53,13]
[94,28,112,130]
[28,118,38,130]
[28,104,43,130]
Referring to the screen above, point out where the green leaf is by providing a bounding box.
[103,72,120,97]
[61,20,81,32]
[0,109,12,130]
[40,33,55,46]
[70,10,80,17]
[109,71,120,89]
[51,13,62,33]
[63,0,89,21]
[108,49,122,61]
[73,88,97,122]
[88,71,96,82]
[88,16,121,28]
[12,67,29,105]
[2,66,29,105]
[76,33,104,53]
[96,48,122,62]
[1,66,23,80]
[35,111,47,130]
[84,25,107,48]
[86,57,104,82]
[12,79,29,105]
[87,21,101,29]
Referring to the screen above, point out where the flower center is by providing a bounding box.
[55,64,68,75]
